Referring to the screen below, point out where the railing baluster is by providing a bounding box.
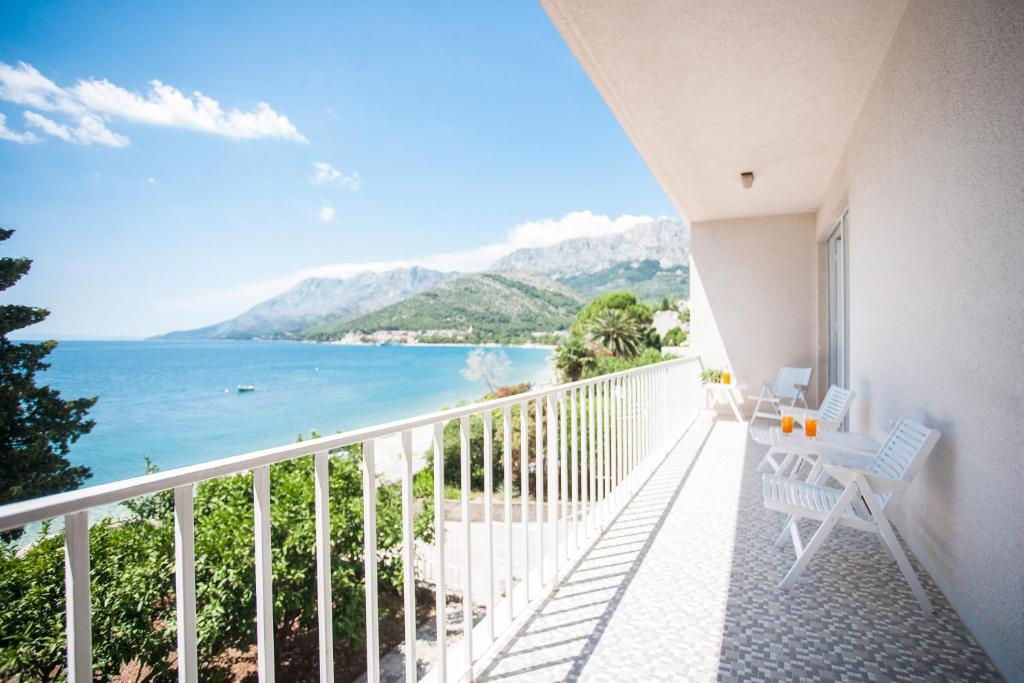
[535,398,544,585]
[559,392,568,562]
[482,410,495,642]
[598,381,604,526]
[253,465,275,683]
[174,485,198,683]
[604,380,612,508]
[363,441,381,683]
[313,452,333,683]
[431,423,447,683]
[629,375,636,480]
[587,382,595,534]
[546,394,559,579]
[519,401,530,602]
[64,510,91,683]
[502,405,514,623]
[459,415,474,675]
[400,431,417,683]
[606,378,614,507]
[570,388,579,551]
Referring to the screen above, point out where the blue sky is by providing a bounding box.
[0,1,674,338]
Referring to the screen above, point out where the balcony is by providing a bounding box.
[0,356,1003,681]
[477,417,1000,682]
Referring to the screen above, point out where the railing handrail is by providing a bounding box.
[0,354,700,531]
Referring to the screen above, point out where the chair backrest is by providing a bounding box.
[868,418,941,507]
[817,385,855,426]
[775,367,813,400]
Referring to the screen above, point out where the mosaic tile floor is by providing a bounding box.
[478,417,1001,682]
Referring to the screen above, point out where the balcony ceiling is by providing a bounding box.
[542,0,910,222]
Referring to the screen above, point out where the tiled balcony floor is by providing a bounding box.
[478,416,1001,682]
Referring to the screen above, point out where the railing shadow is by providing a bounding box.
[478,415,715,681]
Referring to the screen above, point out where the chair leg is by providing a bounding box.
[780,485,859,589]
[775,516,796,547]
[855,481,934,614]
[757,446,781,473]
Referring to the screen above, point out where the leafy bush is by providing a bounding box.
[0,443,432,681]
[554,337,596,382]
[662,327,687,346]
[583,348,667,379]
[570,291,653,338]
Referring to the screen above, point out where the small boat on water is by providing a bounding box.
[237,384,256,393]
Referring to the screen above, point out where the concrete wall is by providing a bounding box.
[815,0,1024,676]
[690,214,819,409]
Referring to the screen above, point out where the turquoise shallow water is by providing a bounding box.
[39,341,553,487]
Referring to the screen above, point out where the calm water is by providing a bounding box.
[40,341,553,486]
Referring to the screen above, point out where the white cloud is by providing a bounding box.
[0,62,81,113]
[24,111,72,140]
[24,110,128,147]
[505,211,651,249]
[0,60,306,146]
[318,205,336,222]
[147,176,157,184]
[73,113,129,147]
[72,78,306,142]
[312,161,360,190]
[198,211,663,309]
[0,112,39,144]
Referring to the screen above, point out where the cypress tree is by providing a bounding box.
[0,228,96,540]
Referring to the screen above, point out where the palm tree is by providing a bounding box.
[554,336,597,381]
[586,309,642,358]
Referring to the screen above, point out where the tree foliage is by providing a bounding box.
[585,309,643,359]
[553,336,597,382]
[662,327,687,346]
[0,441,433,681]
[569,291,653,338]
[460,348,510,392]
[0,229,97,541]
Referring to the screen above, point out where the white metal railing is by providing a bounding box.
[0,355,703,683]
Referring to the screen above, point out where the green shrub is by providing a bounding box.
[662,327,687,346]
[0,443,432,681]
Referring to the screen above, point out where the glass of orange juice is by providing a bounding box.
[804,417,817,438]
[722,371,731,385]
[781,414,794,434]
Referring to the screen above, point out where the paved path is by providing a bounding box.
[478,417,1000,682]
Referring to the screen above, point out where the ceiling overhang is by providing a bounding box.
[542,0,909,223]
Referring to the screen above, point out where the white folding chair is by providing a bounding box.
[762,418,941,613]
[748,367,812,423]
[750,384,854,447]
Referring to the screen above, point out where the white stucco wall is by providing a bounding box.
[816,0,1024,675]
[690,214,819,409]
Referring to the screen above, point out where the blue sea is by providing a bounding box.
[40,341,553,487]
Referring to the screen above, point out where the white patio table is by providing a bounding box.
[705,381,746,422]
[757,426,880,480]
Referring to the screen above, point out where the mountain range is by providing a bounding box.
[155,218,690,341]
[159,267,457,340]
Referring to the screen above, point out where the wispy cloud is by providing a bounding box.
[312,161,360,190]
[318,205,336,222]
[24,110,129,147]
[0,112,39,144]
[0,61,305,146]
[197,211,659,309]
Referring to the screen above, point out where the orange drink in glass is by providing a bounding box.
[804,417,817,438]
[722,371,731,385]
[781,414,794,434]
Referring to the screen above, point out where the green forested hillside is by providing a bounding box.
[557,260,689,301]
[304,271,584,342]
